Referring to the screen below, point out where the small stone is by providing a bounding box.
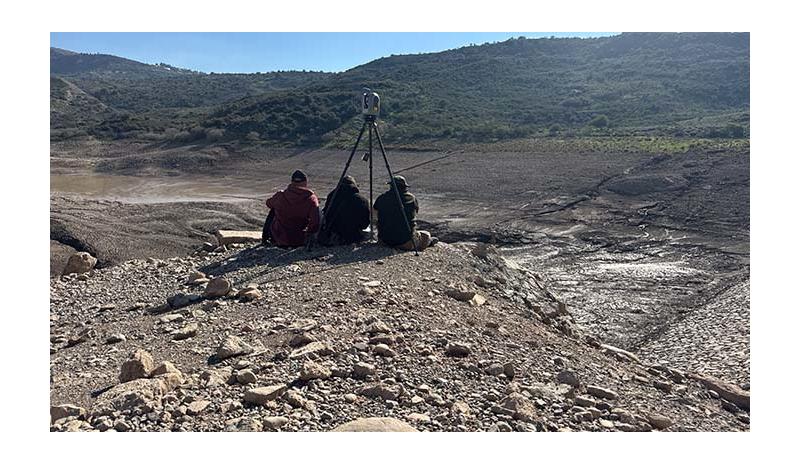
[363,280,382,288]
[244,385,288,406]
[238,288,263,302]
[365,320,392,335]
[300,361,331,381]
[358,383,400,401]
[332,417,418,432]
[499,393,539,422]
[105,333,126,344]
[113,419,131,432]
[119,349,155,382]
[289,341,333,359]
[373,344,397,357]
[236,369,258,385]
[484,363,504,376]
[586,385,618,400]
[647,413,673,430]
[173,322,198,340]
[653,379,672,392]
[344,393,358,403]
[556,370,580,387]
[204,276,232,298]
[151,361,182,377]
[503,362,516,379]
[445,342,471,357]
[574,395,596,408]
[216,335,253,361]
[263,416,290,430]
[599,418,615,429]
[406,413,431,423]
[288,332,317,347]
[574,411,594,422]
[50,404,86,423]
[187,400,211,415]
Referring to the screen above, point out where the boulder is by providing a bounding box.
[204,277,232,298]
[119,349,155,382]
[63,252,97,275]
[244,385,288,406]
[332,417,418,432]
[215,230,262,246]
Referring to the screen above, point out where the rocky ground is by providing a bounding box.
[50,140,750,431]
[50,240,749,432]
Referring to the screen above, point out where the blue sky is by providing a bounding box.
[50,32,617,73]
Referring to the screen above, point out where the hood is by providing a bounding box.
[284,183,315,203]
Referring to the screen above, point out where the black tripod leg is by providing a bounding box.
[368,124,374,240]
[323,120,368,229]
[372,122,419,256]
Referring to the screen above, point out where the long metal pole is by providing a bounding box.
[372,121,419,255]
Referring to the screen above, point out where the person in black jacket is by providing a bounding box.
[320,175,371,245]
[373,175,434,251]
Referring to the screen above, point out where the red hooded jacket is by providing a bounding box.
[266,182,321,247]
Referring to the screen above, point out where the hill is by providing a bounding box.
[51,47,332,113]
[50,33,750,145]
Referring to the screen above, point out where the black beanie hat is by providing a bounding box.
[291,170,307,183]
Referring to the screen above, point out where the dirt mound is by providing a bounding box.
[50,241,748,432]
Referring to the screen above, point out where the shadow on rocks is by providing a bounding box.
[198,242,397,286]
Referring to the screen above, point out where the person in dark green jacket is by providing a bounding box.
[373,175,434,251]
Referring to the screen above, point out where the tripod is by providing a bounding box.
[321,115,419,256]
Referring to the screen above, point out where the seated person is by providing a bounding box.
[264,170,320,247]
[373,175,434,251]
[320,175,371,245]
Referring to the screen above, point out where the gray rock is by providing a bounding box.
[244,385,288,406]
[63,252,97,275]
[50,404,86,423]
[119,349,155,382]
[332,417,418,432]
[556,370,580,387]
[300,361,331,381]
[445,342,472,357]
[204,277,232,298]
[215,335,253,361]
[173,322,199,340]
[352,362,376,380]
[236,369,258,385]
[586,385,618,400]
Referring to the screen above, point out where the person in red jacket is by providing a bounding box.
[264,170,321,247]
